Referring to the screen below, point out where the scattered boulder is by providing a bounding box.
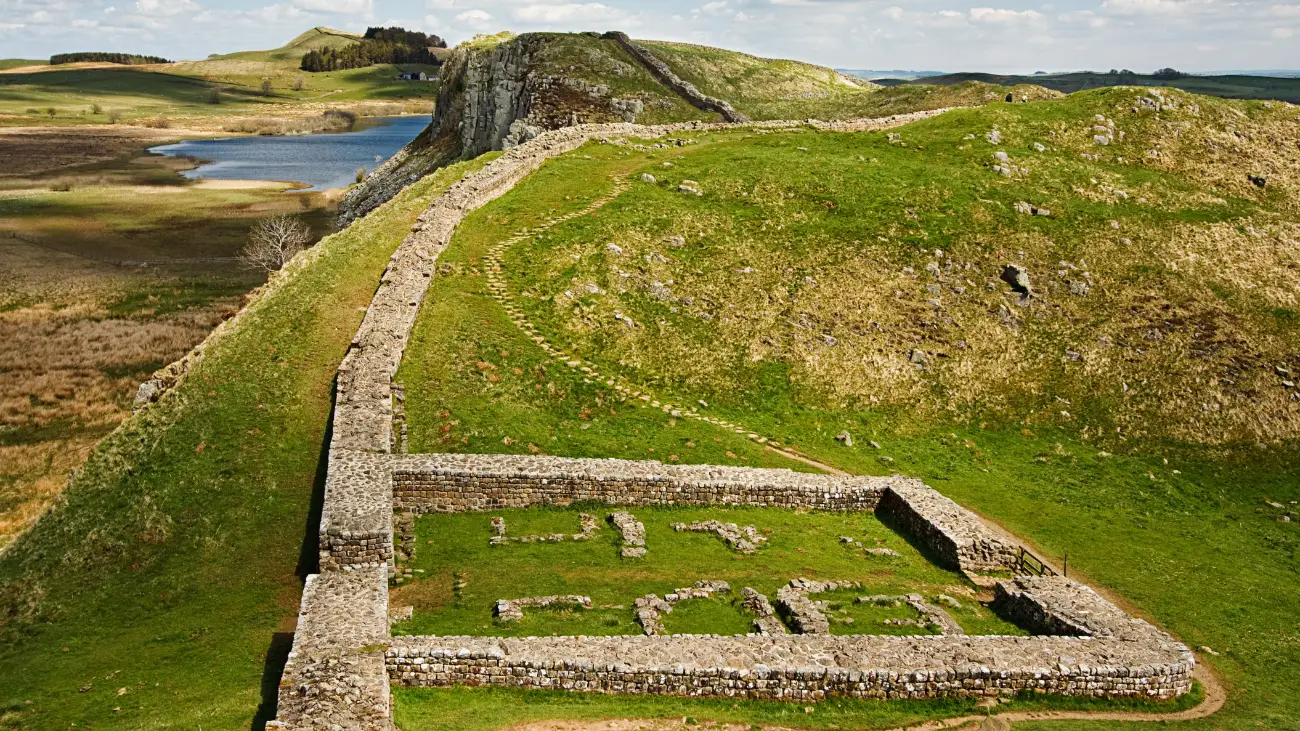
[1014,201,1052,217]
[986,128,1002,144]
[665,235,686,248]
[640,173,657,184]
[1248,173,1267,188]
[605,243,623,255]
[835,430,853,447]
[679,180,702,196]
[1000,264,1033,299]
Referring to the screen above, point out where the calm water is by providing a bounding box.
[150,115,428,191]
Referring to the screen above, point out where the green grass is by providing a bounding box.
[393,683,1206,731]
[0,155,496,730]
[391,505,1003,638]
[908,71,1300,104]
[394,88,1300,729]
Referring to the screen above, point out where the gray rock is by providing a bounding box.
[1000,264,1033,298]
[835,430,854,447]
[640,173,657,184]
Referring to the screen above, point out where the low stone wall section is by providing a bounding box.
[269,567,392,730]
[319,450,394,570]
[603,32,749,123]
[878,482,1021,574]
[389,453,888,513]
[388,577,1194,701]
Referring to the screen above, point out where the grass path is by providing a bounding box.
[482,172,843,475]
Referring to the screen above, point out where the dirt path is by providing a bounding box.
[505,664,1224,731]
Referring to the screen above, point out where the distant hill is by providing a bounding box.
[900,70,1300,103]
[171,26,364,77]
[838,69,946,80]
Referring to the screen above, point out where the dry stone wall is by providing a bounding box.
[603,32,749,123]
[272,107,1194,729]
[388,575,1195,699]
[390,453,888,514]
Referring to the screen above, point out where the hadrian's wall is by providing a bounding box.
[270,108,1195,730]
[386,576,1194,701]
[602,32,750,123]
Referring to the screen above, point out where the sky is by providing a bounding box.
[1,0,1298,74]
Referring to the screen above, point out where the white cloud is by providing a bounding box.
[134,0,198,16]
[1101,0,1191,16]
[456,8,495,28]
[291,0,373,13]
[513,3,629,24]
[1273,26,1293,36]
[968,7,1043,24]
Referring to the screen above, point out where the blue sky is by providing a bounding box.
[1,0,1297,73]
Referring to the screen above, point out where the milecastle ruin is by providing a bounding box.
[267,111,1196,730]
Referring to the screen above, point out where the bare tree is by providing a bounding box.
[241,215,312,272]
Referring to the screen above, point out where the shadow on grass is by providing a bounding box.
[251,378,336,729]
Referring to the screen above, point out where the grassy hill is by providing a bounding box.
[2,82,1295,729]
[0,27,436,127]
[893,71,1300,104]
[388,86,1299,728]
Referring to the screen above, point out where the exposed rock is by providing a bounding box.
[640,173,657,184]
[835,430,854,447]
[1000,264,1033,298]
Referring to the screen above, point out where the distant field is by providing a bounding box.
[901,71,1300,103]
[0,136,338,552]
[0,28,438,128]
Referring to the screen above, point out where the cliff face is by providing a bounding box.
[434,34,540,157]
[337,30,770,223]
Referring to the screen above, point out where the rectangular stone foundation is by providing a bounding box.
[387,576,1194,702]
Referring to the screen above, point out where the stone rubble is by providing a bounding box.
[496,595,593,622]
[673,520,767,553]
[609,511,647,558]
[490,513,600,545]
[776,579,863,634]
[634,580,732,635]
[742,587,788,635]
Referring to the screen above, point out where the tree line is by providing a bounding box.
[50,52,170,65]
[300,27,446,73]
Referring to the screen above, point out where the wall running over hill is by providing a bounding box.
[603,32,749,123]
[269,110,1194,730]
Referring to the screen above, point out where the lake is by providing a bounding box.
[150,115,428,191]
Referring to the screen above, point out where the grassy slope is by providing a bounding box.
[0,156,493,729]
[394,90,1299,729]
[527,33,716,125]
[913,71,1300,104]
[636,41,1058,120]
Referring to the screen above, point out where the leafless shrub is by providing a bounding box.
[240,215,312,272]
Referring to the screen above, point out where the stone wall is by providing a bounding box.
[388,575,1195,700]
[878,481,1021,574]
[269,568,392,731]
[389,453,888,513]
[272,104,1196,728]
[603,32,749,123]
